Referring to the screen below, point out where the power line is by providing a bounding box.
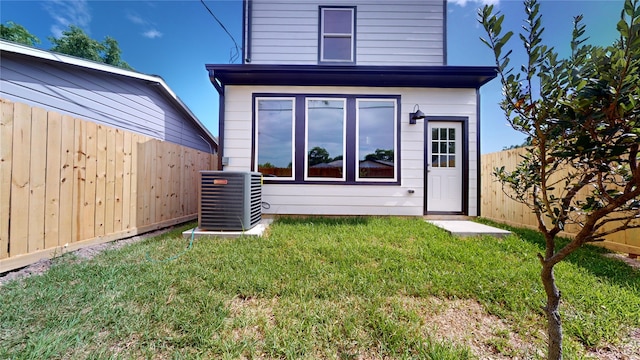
[200,0,240,63]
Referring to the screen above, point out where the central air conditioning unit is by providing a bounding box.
[198,171,262,231]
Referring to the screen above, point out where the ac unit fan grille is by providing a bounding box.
[199,171,262,231]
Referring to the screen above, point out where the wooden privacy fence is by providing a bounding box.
[481,148,640,256]
[1,100,217,272]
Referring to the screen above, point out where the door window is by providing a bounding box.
[431,127,456,168]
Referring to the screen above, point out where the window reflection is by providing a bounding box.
[357,100,396,179]
[256,98,294,178]
[306,99,345,179]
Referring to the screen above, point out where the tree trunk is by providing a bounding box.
[541,262,563,360]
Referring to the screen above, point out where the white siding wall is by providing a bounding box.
[249,0,445,66]
[223,85,478,216]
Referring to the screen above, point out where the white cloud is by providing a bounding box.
[43,0,91,38]
[142,29,163,39]
[126,10,162,39]
[448,0,499,7]
[127,13,146,25]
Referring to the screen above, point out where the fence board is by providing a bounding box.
[171,144,180,218]
[0,100,14,259]
[28,107,47,252]
[129,134,139,228]
[104,127,116,234]
[59,115,75,246]
[83,121,97,240]
[141,138,151,226]
[482,148,640,256]
[95,125,107,236]
[122,131,132,230]
[1,100,216,273]
[44,111,62,249]
[114,129,124,231]
[9,102,31,256]
[72,118,86,243]
[147,140,157,224]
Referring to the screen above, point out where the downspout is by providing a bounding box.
[244,0,253,63]
[476,88,481,217]
[442,0,447,65]
[209,71,225,170]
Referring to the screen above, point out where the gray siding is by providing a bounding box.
[0,52,214,152]
[248,0,445,66]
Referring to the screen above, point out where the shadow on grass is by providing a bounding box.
[477,218,640,289]
[274,216,372,226]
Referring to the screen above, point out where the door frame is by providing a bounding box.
[424,116,469,215]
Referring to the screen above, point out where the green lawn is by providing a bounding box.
[1,217,638,359]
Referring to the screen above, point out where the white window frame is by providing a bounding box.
[319,7,355,63]
[304,97,347,181]
[355,98,398,182]
[254,97,296,181]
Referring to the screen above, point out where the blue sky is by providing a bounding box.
[0,0,623,153]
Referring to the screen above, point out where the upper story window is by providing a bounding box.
[319,7,356,63]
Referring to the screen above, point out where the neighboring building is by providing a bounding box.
[0,40,217,153]
[206,0,496,216]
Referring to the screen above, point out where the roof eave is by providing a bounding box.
[205,64,497,90]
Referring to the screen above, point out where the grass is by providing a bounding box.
[1,217,638,359]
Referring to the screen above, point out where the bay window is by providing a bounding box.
[253,94,399,184]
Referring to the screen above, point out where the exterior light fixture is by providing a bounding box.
[409,104,426,124]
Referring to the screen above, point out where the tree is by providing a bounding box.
[308,146,331,166]
[364,148,394,162]
[49,25,132,70]
[0,21,40,46]
[479,0,640,359]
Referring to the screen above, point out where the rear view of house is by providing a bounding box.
[207,0,496,216]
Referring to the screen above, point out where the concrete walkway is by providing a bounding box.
[426,220,511,238]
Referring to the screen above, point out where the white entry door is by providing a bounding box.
[427,122,462,213]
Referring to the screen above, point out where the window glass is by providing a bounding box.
[323,37,352,61]
[306,99,346,179]
[320,8,354,62]
[256,98,294,178]
[357,100,396,180]
[431,127,457,168]
[323,9,352,33]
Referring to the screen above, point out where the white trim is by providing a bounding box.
[0,39,216,145]
[254,97,296,181]
[355,98,398,182]
[304,97,347,181]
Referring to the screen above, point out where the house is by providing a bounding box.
[0,40,217,153]
[206,0,496,216]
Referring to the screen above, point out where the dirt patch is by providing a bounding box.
[226,296,278,342]
[0,227,175,287]
[587,328,640,360]
[392,295,543,359]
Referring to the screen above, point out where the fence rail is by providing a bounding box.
[481,147,639,256]
[1,99,216,272]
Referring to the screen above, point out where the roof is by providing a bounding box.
[206,64,497,92]
[0,40,217,147]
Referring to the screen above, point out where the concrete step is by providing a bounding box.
[427,220,511,238]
